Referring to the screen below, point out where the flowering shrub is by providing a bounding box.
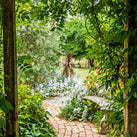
[83,71,107,97]
[83,69,125,98]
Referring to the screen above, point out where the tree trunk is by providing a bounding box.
[2,0,18,136]
[124,0,137,136]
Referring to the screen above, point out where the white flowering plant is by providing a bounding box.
[59,89,98,122]
[36,69,88,97]
[58,86,99,122]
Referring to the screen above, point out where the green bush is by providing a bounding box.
[105,109,124,136]
[0,74,13,136]
[59,90,99,122]
[92,110,104,127]
[18,84,56,137]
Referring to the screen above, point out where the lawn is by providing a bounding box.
[73,68,90,81]
[59,67,90,81]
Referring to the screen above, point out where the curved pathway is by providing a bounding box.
[43,97,106,137]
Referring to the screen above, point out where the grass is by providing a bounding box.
[73,68,90,81]
[59,67,90,81]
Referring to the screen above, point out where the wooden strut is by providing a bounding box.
[2,0,19,136]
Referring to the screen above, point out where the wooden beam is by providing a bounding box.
[2,0,18,136]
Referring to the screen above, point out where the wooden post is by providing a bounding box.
[127,0,137,136]
[124,0,137,136]
[123,0,129,135]
[2,0,18,136]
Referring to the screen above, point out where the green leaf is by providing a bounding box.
[0,117,6,128]
[133,92,137,98]
[0,95,13,114]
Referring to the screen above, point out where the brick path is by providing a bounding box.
[43,97,106,137]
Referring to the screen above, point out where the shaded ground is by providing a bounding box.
[43,97,106,137]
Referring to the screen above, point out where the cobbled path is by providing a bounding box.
[43,97,106,137]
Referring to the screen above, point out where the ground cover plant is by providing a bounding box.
[18,84,56,137]
[0,93,13,136]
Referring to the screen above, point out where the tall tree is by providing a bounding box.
[2,0,18,136]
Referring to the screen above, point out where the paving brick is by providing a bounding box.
[76,123,84,128]
[72,133,79,137]
[84,125,91,130]
[72,129,79,134]
[59,124,65,129]
[54,117,60,121]
[61,120,68,124]
[92,132,101,137]
[69,122,76,126]
[80,131,86,136]
[88,123,97,128]
[59,129,65,134]
[65,130,71,136]
[72,126,78,129]
[83,123,88,126]
[86,129,93,135]
[53,124,58,128]
[57,133,64,137]
[65,126,72,130]
[79,127,85,132]
[86,135,93,137]
[65,123,70,126]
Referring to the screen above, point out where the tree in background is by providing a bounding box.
[17,24,62,87]
[59,17,89,60]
